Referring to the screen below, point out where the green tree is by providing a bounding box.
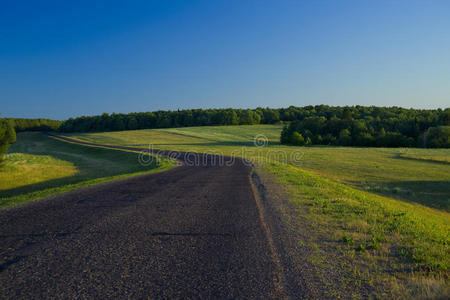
[262,109,280,124]
[111,115,125,131]
[290,132,305,145]
[425,126,450,148]
[0,119,16,164]
[127,117,138,130]
[338,129,352,146]
[239,110,261,125]
[342,107,352,120]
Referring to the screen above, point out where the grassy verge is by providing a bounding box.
[261,161,449,298]
[0,132,175,209]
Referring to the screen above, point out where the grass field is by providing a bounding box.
[66,126,450,211]
[0,132,175,209]
[159,125,282,145]
[66,124,282,146]
[64,125,450,298]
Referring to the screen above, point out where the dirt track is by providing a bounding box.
[0,137,288,298]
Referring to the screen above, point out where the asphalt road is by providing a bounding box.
[0,137,286,299]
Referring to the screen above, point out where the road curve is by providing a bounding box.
[0,136,286,299]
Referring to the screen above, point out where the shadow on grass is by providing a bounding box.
[128,141,282,147]
[393,154,450,165]
[63,133,129,147]
[1,133,159,200]
[354,180,450,211]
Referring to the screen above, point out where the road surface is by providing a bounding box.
[0,137,287,298]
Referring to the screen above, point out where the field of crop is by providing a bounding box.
[0,132,174,208]
[64,125,450,298]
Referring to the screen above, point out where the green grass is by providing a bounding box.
[66,128,210,146]
[67,126,450,210]
[261,162,449,298]
[0,132,175,209]
[287,147,450,211]
[65,124,282,146]
[158,124,283,145]
[0,153,78,191]
[64,124,450,297]
[61,125,450,214]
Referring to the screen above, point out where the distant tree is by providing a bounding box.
[441,109,450,126]
[127,117,138,130]
[111,115,125,131]
[305,136,312,145]
[0,119,16,163]
[291,132,306,145]
[262,108,280,124]
[314,134,323,144]
[338,129,352,146]
[354,132,374,146]
[342,107,353,120]
[424,126,450,148]
[239,110,261,125]
[322,133,336,145]
[376,132,411,147]
[224,110,239,125]
[280,125,290,144]
[6,118,61,132]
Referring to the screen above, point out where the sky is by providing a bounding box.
[1,0,449,120]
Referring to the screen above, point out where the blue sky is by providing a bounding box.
[1,0,449,119]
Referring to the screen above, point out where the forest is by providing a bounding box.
[280,107,450,148]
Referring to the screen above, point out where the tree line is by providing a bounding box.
[58,109,266,132]
[5,118,62,132]
[0,119,16,163]
[3,106,450,148]
[281,106,450,148]
[1,117,61,163]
